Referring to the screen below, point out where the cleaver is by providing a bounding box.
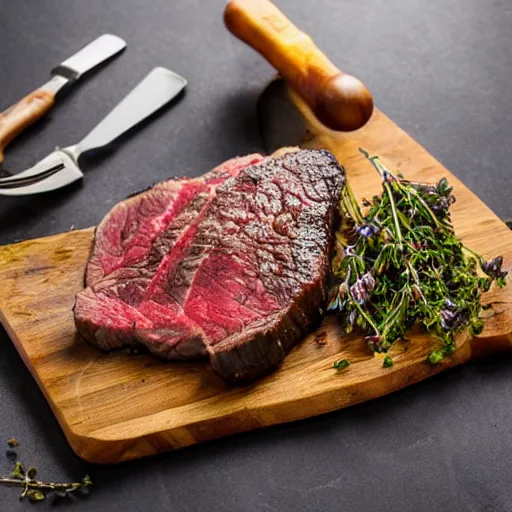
[224,0,374,153]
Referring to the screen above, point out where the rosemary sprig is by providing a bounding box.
[329,149,508,365]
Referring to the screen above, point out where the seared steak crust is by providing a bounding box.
[74,149,345,382]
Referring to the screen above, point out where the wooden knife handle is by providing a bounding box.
[0,88,56,165]
[224,0,374,132]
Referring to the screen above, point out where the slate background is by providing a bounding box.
[0,0,511,510]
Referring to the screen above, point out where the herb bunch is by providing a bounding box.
[329,149,508,364]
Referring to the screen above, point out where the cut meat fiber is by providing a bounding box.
[74,149,345,383]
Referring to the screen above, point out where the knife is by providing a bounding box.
[0,67,187,196]
[0,34,126,171]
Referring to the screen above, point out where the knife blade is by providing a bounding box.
[0,67,187,196]
[0,34,126,169]
[49,34,126,88]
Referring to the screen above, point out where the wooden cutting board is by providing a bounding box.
[1,108,511,464]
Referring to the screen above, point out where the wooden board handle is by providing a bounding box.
[0,88,56,165]
[224,0,374,132]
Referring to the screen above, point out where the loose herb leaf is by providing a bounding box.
[333,359,350,370]
[329,150,508,365]
[383,356,393,368]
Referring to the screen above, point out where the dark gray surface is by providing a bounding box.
[0,0,511,510]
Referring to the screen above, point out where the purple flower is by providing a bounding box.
[350,273,375,305]
[361,273,376,293]
[350,280,367,305]
[439,306,466,331]
[440,308,457,329]
[345,245,357,257]
[430,197,447,212]
[430,193,456,217]
[481,256,507,280]
[433,196,452,210]
[444,298,458,311]
[356,222,380,238]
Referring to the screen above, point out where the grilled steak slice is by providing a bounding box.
[75,153,264,356]
[85,154,265,288]
[74,149,345,383]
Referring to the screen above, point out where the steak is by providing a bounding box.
[74,149,345,382]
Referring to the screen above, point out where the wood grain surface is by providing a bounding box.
[0,108,511,464]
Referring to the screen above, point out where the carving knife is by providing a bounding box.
[0,34,126,170]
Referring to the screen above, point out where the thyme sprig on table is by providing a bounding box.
[0,445,92,503]
[329,149,507,365]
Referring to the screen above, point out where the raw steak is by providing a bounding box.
[74,149,345,382]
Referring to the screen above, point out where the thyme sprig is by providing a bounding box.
[0,459,91,502]
[329,149,508,364]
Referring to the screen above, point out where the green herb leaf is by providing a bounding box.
[383,356,393,368]
[11,462,24,480]
[27,490,45,502]
[469,319,484,336]
[333,359,350,370]
[82,475,93,487]
[26,466,37,479]
[429,349,445,365]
